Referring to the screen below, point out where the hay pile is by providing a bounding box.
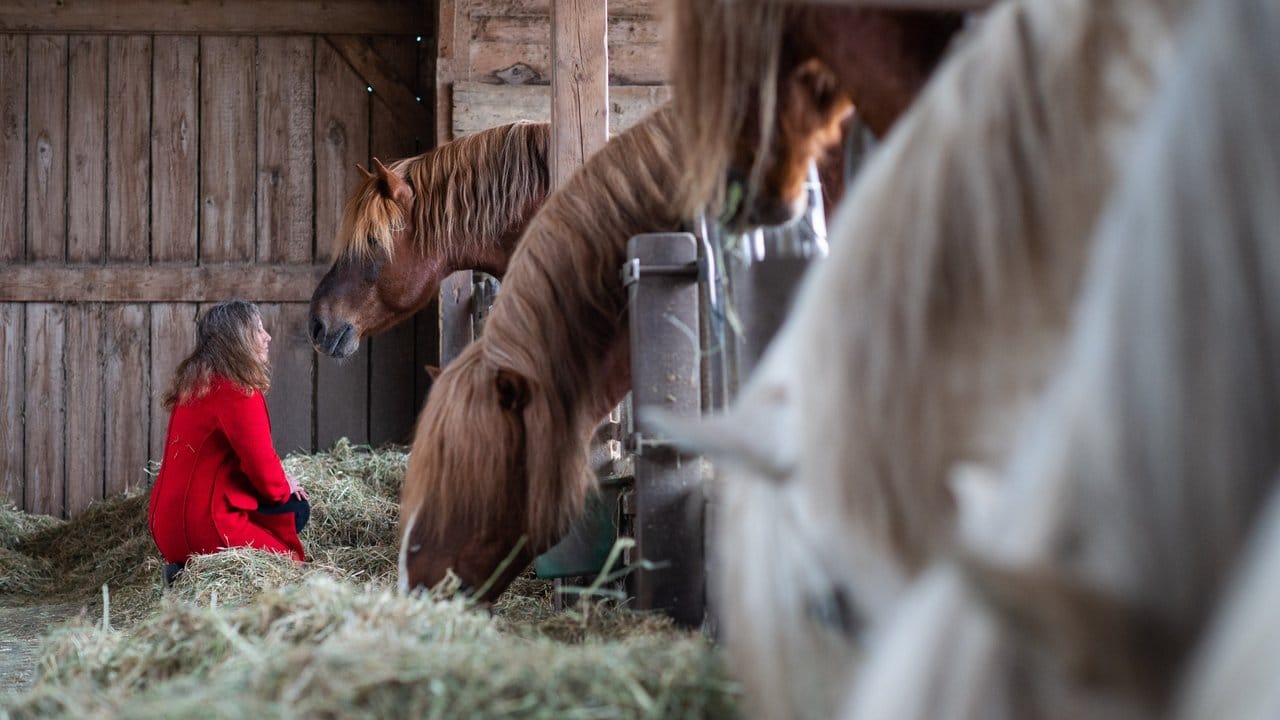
[0,441,739,719]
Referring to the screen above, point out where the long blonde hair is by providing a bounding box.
[162,300,271,409]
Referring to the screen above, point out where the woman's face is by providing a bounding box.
[253,315,271,365]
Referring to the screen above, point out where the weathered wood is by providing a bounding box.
[25,304,65,516]
[200,36,256,263]
[0,1,433,35]
[472,13,661,45]
[452,82,667,137]
[0,264,330,302]
[0,36,25,263]
[260,303,315,455]
[151,36,200,263]
[470,0,656,15]
[470,39,661,87]
[65,304,105,516]
[438,270,474,366]
[108,35,152,262]
[368,35,421,447]
[67,36,107,263]
[551,0,609,188]
[0,305,23,505]
[314,35,372,448]
[104,304,150,496]
[27,35,67,263]
[435,0,461,144]
[327,35,432,139]
[149,303,198,461]
[774,0,991,7]
[258,36,315,264]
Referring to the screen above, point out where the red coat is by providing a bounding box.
[148,375,305,563]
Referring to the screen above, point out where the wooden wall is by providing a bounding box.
[0,3,437,518]
[437,0,669,140]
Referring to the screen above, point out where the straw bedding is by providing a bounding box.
[0,441,738,719]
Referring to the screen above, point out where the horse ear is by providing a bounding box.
[494,369,529,412]
[372,156,414,205]
[958,553,1185,699]
[424,364,442,381]
[792,58,853,121]
[355,163,374,180]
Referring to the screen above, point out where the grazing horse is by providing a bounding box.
[308,121,550,358]
[668,0,965,228]
[649,0,1188,717]
[846,0,1280,716]
[397,105,684,601]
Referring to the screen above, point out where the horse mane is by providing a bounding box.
[772,0,1184,569]
[848,0,1280,714]
[404,104,684,548]
[335,120,550,262]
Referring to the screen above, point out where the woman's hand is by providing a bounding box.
[286,473,307,500]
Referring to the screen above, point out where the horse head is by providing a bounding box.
[309,158,441,358]
[397,342,583,601]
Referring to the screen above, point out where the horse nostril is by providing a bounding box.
[309,316,325,345]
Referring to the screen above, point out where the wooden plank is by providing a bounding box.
[368,35,420,447]
[64,304,105,516]
[0,264,330,302]
[200,36,256,263]
[67,36,108,263]
[0,0,433,35]
[151,36,200,263]
[469,37,663,86]
[27,35,67,263]
[108,35,152,262]
[469,0,657,14]
[0,305,23,505]
[472,13,662,45]
[257,36,315,264]
[149,303,198,462]
[452,81,667,137]
[552,0,607,190]
[327,35,432,139]
[24,303,65,516]
[439,270,474,366]
[414,302,440,412]
[260,303,315,455]
[104,304,150,496]
[436,0,461,144]
[0,36,25,263]
[314,35,371,448]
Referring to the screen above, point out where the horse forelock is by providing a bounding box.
[669,0,787,220]
[336,176,408,262]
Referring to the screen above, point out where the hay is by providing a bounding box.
[0,441,740,718]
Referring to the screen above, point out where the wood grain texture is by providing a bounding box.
[64,304,105,516]
[149,303,198,462]
[200,36,256,263]
[0,0,434,35]
[257,36,315,264]
[67,36,107,263]
[108,35,152,262]
[260,303,315,455]
[151,36,200,263]
[27,35,67,263]
[452,82,667,137]
[0,35,26,263]
[0,305,24,506]
[314,37,372,448]
[104,304,150,496]
[24,304,65,516]
[327,35,432,138]
[550,0,608,188]
[0,264,330,302]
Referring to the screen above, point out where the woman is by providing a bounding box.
[148,300,309,586]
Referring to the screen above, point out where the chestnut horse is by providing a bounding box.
[669,0,964,228]
[397,105,685,601]
[308,121,549,358]
[649,0,1188,717]
[847,1,1280,714]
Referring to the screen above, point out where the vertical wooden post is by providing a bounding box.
[550,0,609,188]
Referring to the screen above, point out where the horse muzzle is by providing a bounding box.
[309,315,359,359]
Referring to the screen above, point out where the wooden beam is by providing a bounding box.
[550,0,609,188]
[0,1,432,35]
[326,36,433,136]
[0,264,329,303]
[453,81,668,137]
[771,0,992,7]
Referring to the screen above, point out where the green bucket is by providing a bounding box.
[534,476,628,579]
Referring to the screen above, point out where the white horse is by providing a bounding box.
[650,0,1188,717]
[845,0,1280,716]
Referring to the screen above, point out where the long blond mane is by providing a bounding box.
[334,121,549,261]
[403,105,684,548]
[849,0,1280,715]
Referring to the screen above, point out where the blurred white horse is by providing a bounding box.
[649,0,1187,717]
[845,0,1280,716]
